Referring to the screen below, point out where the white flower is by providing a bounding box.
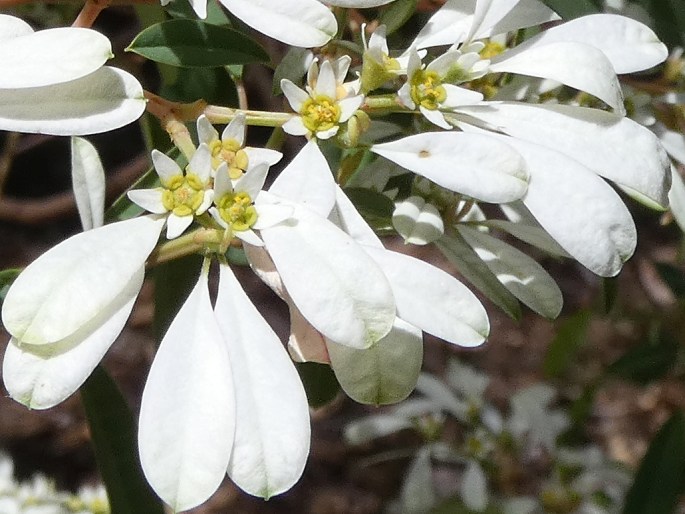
[209,162,291,247]
[138,261,310,511]
[128,145,214,239]
[281,57,364,140]
[0,14,145,135]
[196,114,282,176]
[398,47,485,128]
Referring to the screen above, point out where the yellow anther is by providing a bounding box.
[209,138,250,173]
[479,41,505,59]
[160,173,206,216]
[300,95,342,133]
[410,69,447,110]
[216,191,258,232]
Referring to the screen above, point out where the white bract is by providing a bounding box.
[138,262,310,511]
[373,0,671,278]
[0,14,145,135]
[2,216,165,409]
[282,57,364,140]
[171,0,394,47]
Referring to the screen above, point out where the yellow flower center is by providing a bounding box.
[216,191,258,232]
[209,138,250,179]
[161,173,206,217]
[300,95,342,133]
[410,70,447,110]
[479,41,505,60]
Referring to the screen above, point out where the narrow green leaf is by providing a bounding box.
[436,230,521,320]
[81,366,165,514]
[607,334,678,384]
[166,0,232,25]
[153,254,203,342]
[162,66,238,105]
[127,20,269,68]
[0,268,21,311]
[655,262,685,298]
[623,410,685,514]
[634,0,685,48]
[601,276,619,314]
[295,362,340,408]
[344,187,395,222]
[541,0,601,19]
[380,0,419,34]
[544,310,591,378]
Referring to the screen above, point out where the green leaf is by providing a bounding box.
[81,366,165,514]
[344,187,395,222]
[0,268,21,311]
[541,0,601,19]
[623,410,685,514]
[127,20,269,68]
[436,230,521,320]
[607,334,678,384]
[544,310,591,378]
[295,362,340,408]
[655,262,685,298]
[162,66,238,105]
[633,0,685,48]
[166,0,232,25]
[272,47,312,95]
[601,276,619,314]
[153,254,203,342]
[380,0,419,34]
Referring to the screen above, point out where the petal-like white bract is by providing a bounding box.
[490,41,625,114]
[327,317,423,405]
[494,134,637,277]
[0,14,33,42]
[330,186,383,248]
[260,208,395,349]
[669,166,685,234]
[2,216,164,346]
[0,67,146,136]
[0,27,111,89]
[324,0,393,5]
[3,268,144,410]
[519,14,667,74]
[458,225,563,318]
[411,0,558,49]
[269,141,336,217]
[392,196,444,245]
[456,102,670,207]
[220,0,337,47]
[371,132,528,203]
[127,189,166,215]
[71,137,105,231]
[215,264,310,498]
[138,270,235,512]
[364,247,489,346]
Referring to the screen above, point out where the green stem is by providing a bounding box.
[147,228,223,267]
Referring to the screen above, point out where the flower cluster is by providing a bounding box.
[0,453,108,514]
[0,0,677,511]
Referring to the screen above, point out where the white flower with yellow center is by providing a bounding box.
[209,162,291,247]
[398,48,485,129]
[281,57,364,140]
[127,145,214,239]
[196,114,282,177]
[0,14,145,135]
